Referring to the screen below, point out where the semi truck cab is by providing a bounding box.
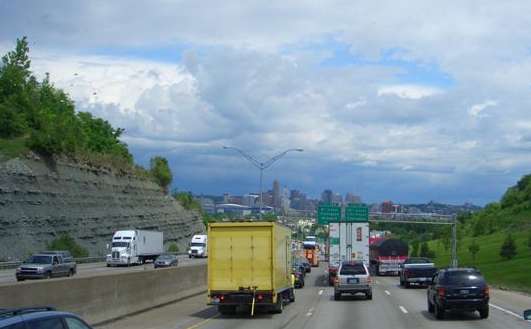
[188,234,208,258]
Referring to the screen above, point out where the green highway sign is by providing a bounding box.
[345,204,369,222]
[317,204,341,224]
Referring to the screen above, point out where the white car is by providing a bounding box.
[334,261,373,300]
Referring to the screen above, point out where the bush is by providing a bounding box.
[167,243,179,253]
[468,240,480,264]
[47,234,89,258]
[419,242,436,259]
[500,234,517,260]
[150,156,173,193]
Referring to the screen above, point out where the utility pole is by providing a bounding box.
[451,220,458,268]
[222,146,303,220]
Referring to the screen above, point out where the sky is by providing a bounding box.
[1,1,531,205]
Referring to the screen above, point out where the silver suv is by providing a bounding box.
[334,261,372,300]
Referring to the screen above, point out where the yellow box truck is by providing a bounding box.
[207,221,294,315]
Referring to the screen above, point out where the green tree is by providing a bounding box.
[528,231,531,251]
[150,156,173,193]
[167,243,179,253]
[468,240,480,264]
[499,234,517,260]
[47,234,89,258]
[410,240,420,257]
[419,242,436,259]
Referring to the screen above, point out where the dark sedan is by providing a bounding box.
[154,254,178,268]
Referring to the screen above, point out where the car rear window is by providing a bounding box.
[442,271,485,285]
[27,317,65,329]
[340,263,366,275]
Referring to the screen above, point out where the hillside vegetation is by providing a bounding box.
[429,174,531,292]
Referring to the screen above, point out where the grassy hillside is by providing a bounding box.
[428,231,531,293]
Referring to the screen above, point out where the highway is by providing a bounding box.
[98,264,530,329]
[0,255,206,285]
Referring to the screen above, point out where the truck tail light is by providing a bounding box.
[404,269,410,277]
[257,294,264,301]
[334,276,340,285]
[367,276,372,284]
[437,287,446,298]
[483,286,489,297]
[219,295,225,301]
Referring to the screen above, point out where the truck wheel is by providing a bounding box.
[16,277,24,282]
[106,263,110,267]
[399,278,404,286]
[289,288,295,302]
[366,292,372,300]
[45,272,52,279]
[334,292,341,301]
[404,282,410,288]
[434,303,445,319]
[218,305,236,315]
[479,306,489,319]
[271,295,284,314]
[189,255,192,259]
[68,269,74,277]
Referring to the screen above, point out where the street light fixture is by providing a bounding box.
[222,146,304,219]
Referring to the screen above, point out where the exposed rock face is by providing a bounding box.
[0,155,204,260]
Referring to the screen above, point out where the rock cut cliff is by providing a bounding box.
[0,154,204,260]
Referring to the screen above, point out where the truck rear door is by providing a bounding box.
[209,225,273,292]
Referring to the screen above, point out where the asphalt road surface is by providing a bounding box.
[98,264,531,329]
[0,255,206,286]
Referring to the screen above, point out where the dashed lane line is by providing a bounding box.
[184,314,220,329]
[399,306,408,314]
[384,290,391,296]
[318,289,323,295]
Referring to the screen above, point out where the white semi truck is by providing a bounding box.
[188,234,208,258]
[328,222,370,285]
[106,230,163,266]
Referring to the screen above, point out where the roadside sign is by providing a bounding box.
[317,204,341,224]
[345,204,369,222]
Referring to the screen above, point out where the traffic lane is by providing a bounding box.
[490,287,531,318]
[377,276,529,329]
[97,264,328,329]
[0,255,205,285]
[300,275,418,329]
[194,265,328,329]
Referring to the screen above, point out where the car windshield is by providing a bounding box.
[443,271,485,285]
[190,243,205,247]
[112,242,130,248]
[158,255,173,260]
[340,263,366,275]
[25,256,52,264]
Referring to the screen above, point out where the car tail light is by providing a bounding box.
[219,295,225,301]
[334,276,340,285]
[367,276,372,284]
[483,286,489,297]
[437,287,446,297]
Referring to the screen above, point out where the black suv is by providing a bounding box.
[427,268,489,319]
[0,307,93,329]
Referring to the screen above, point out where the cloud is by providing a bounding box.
[468,100,497,118]
[2,2,531,204]
[377,85,442,99]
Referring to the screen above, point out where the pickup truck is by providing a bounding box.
[16,254,77,281]
[399,257,437,288]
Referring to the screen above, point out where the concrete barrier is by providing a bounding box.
[0,264,207,325]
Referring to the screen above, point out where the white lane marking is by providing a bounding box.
[489,303,522,320]
[384,290,391,296]
[399,306,408,314]
[318,289,324,295]
[306,308,314,317]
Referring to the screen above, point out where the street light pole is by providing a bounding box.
[222,146,303,220]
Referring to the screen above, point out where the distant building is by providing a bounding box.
[262,190,273,207]
[321,189,333,203]
[381,200,394,213]
[242,194,259,207]
[273,180,281,208]
[223,193,230,204]
[199,197,215,214]
[345,193,361,204]
[332,193,343,204]
[215,203,251,217]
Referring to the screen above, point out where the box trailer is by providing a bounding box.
[107,230,163,266]
[327,222,369,285]
[207,221,294,315]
